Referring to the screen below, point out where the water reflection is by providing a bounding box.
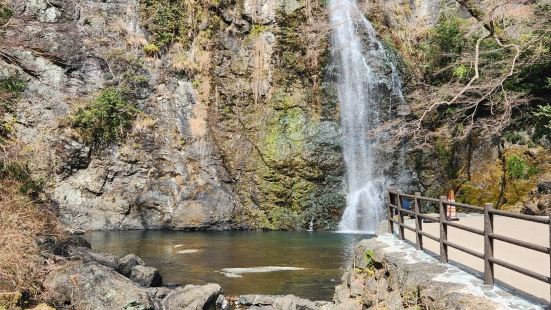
[85,231,370,300]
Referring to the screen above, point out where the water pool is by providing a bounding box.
[85,231,370,300]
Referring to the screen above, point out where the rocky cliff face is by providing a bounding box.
[204,0,345,230]
[2,0,238,230]
[2,0,547,232]
[1,0,345,231]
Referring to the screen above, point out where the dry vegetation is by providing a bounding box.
[0,180,63,303]
[368,0,551,150]
[0,122,65,306]
[0,68,64,308]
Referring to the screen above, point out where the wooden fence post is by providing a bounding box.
[484,203,495,286]
[387,189,394,234]
[397,192,405,240]
[414,192,423,250]
[439,195,448,263]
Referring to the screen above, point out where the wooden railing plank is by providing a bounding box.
[483,203,494,286]
[387,190,395,234]
[439,195,448,263]
[414,192,423,251]
[489,209,550,224]
[443,240,484,259]
[489,257,550,283]
[397,192,405,241]
[489,233,549,254]
[443,220,484,235]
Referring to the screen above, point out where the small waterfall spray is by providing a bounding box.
[308,217,315,232]
[329,0,406,233]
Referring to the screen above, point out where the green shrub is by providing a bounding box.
[422,15,467,84]
[506,155,536,180]
[0,75,26,109]
[0,161,43,196]
[1,75,26,142]
[249,24,267,37]
[70,87,138,147]
[431,15,466,61]
[0,75,26,94]
[143,43,160,56]
[534,104,551,138]
[364,249,375,269]
[453,64,470,81]
[0,3,12,25]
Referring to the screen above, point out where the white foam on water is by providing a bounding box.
[220,266,306,278]
[176,249,200,254]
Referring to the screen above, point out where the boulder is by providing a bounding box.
[537,194,551,210]
[216,295,230,310]
[538,181,551,194]
[326,300,362,310]
[43,262,154,309]
[333,284,351,304]
[147,287,173,299]
[118,253,145,277]
[38,235,91,257]
[69,246,120,269]
[130,265,163,287]
[29,304,56,310]
[348,276,365,296]
[238,294,320,310]
[162,283,222,310]
[385,291,404,310]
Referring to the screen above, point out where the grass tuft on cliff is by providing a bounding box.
[70,87,138,148]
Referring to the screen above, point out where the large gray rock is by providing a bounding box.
[341,236,544,310]
[130,265,163,288]
[162,283,222,310]
[118,254,145,277]
[43,262,154,309]
[69,246,120,269]
[238,294,321,310]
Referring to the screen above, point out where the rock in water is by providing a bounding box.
[118,253,145,277]
[130,265,163,288]
[43,262,154,309]
[162,283,222,310]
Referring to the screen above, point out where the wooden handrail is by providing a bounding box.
[386,190,551,301]
[489,208,550,224]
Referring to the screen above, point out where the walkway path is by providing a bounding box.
[402,214,550,304]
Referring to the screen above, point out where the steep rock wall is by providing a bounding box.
[206,1,344,230]
[1,0,344,230]
[1,0,237,230]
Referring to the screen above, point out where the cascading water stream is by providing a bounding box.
[329,0,406,233]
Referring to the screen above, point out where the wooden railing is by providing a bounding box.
[387,188,551,300]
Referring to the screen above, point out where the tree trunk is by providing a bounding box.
[455,0,509,43]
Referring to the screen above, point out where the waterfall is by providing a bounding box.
[329,0,406,233]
